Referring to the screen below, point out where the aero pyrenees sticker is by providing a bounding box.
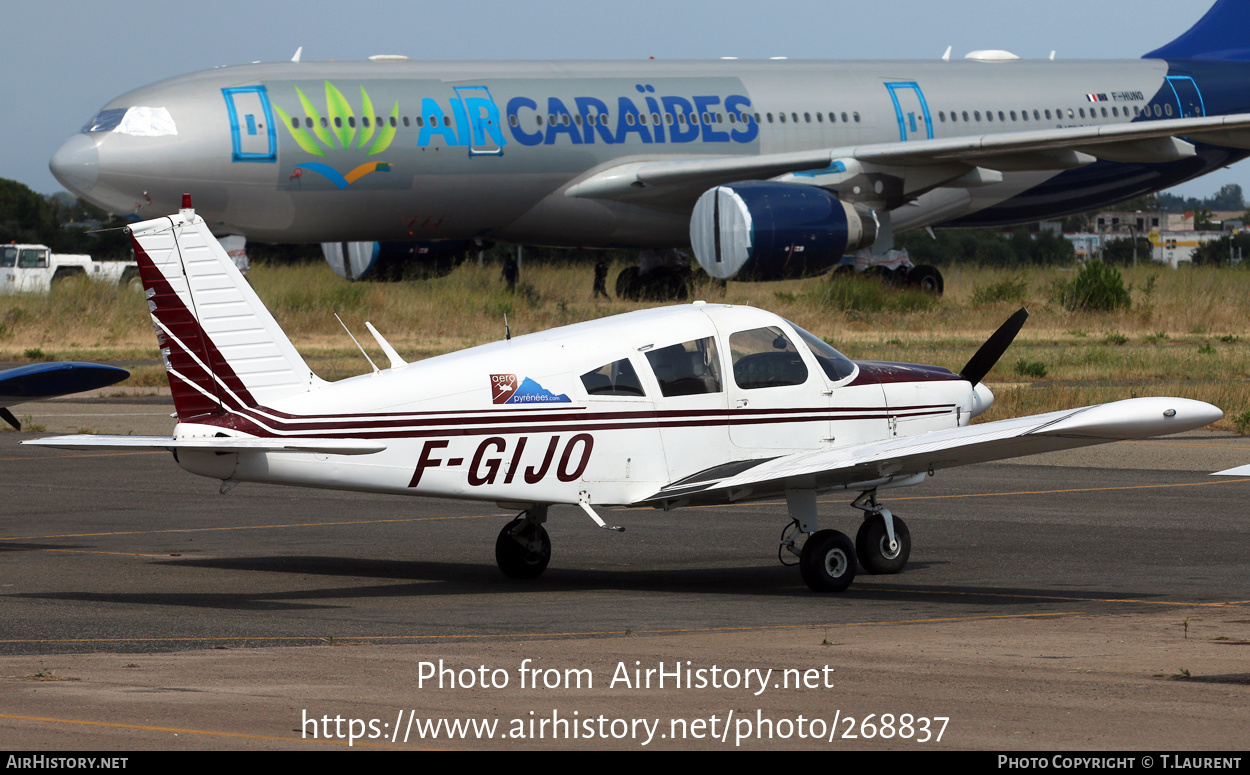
[491,374,570,404]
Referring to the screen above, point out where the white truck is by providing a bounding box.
[0,244,139,293]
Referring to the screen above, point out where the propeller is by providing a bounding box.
[960,307,1029,387]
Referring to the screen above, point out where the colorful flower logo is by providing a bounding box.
[274,82,397,188]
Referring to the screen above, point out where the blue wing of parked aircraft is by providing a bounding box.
[0,362,130,430]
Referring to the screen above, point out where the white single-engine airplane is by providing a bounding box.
[27,203,1222,591]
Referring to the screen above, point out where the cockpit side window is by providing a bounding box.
[81,107,177,137]
[580,358,646,397]
[728,326,808,389]
[787,320,856,382]
[0,247,15,268]
[645,337,722,397]
[82,108,128,133]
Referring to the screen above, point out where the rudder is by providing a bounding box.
[129,207,321,421]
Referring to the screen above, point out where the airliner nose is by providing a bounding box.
[49,134,99,197]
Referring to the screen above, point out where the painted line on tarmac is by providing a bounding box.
[5,605,1244,647]
[0,451,165,462]
[620,477,1250,512]
[0,713,423,750]
[0,514,504,543]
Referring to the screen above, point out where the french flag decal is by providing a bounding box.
[1086,93,1107,102]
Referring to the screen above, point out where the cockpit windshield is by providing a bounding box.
[786,320,857,382]
[81,107,177,136]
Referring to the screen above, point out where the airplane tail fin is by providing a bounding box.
[1144,0,1250,61]
[129,205,322,422]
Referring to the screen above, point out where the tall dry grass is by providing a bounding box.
[2,259,1248,429]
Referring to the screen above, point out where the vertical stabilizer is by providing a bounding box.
[129,210,321,421]
[1144,0,1250,61]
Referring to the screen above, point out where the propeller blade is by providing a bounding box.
[0,407,20,431]
[960,307,1029,387]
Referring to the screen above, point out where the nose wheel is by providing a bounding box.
[495,510,551,579]
[851,490,911,575]
[856,515,911,574]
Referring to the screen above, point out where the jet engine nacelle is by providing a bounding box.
[322,240,474,281]
[690,181,878,281]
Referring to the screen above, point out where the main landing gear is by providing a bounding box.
[495,506,551,579]
[780,488,912,592]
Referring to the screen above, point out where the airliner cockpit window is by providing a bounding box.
[580,359,645,397]
[81,107,177,137]
[786,320,857,382]
[729,327,808,389]
[82,109,128,133]
[645,337,722,397]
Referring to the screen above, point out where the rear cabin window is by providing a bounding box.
[645,337,722,397]
[787,321,856,382]
[729,327,808,389]
[580,359,645,397]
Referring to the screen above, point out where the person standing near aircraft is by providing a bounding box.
[593,258,610,300]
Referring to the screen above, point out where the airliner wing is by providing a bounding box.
[566,112,1250,204]
[643,398,1220,507]
[24,435,386,455]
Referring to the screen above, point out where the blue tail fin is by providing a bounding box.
[1145,0,1250,61]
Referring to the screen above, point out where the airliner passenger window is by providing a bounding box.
[786,321,856,382]
[729,327,808,390]
[581,359,646,397]
[645,337,722,397]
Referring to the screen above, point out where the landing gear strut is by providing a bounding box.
[495,507,551,579]
[851,490,911,574]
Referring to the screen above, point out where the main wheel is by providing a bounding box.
[799,529,857,592]
[906,264,944,295]
[495,517,551,579]
[855,516,911,574]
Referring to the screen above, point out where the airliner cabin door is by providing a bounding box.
[884,82,933,142]
[222,86,277,163]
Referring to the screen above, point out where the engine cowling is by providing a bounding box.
[690,181,878,281]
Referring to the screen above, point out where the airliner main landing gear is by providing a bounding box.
[495,506,551,579]
[851,490,911,574]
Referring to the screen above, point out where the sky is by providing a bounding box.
[4,0,1243,201]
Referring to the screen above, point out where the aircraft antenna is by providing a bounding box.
[335,313,379,374]
[504,313,511,341]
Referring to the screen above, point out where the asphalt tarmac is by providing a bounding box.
[0,395,1247,749]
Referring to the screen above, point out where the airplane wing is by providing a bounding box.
[1211,464,1250,476]
[643,397,1221,507]
[23,435,386,456]
[0,362,130,430]
[565,112,1250,207]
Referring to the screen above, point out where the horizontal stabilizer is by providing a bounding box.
[23,435,386,456]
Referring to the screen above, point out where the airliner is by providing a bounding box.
[48,0,1250,294]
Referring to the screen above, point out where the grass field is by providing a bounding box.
[3,258,1248,431]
